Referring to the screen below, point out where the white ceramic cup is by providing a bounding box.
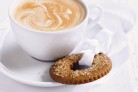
[9,0,102,61]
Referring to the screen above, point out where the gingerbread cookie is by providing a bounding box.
[49,53,112,84]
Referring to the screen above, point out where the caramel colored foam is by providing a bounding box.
[13,0,86,32]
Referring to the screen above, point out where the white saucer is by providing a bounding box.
[0,32,64,87]
[0,30,129,87]
[0,2,134,87]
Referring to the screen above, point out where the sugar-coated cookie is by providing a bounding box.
[49,53,112,84]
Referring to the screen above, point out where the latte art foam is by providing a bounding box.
[13,0,86,31]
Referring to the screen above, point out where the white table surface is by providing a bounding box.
[0,0,138,92]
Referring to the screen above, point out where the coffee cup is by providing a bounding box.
[9,0,102,61]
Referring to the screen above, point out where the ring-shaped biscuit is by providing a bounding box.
[49,53,112,84]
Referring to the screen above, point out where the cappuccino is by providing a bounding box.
[13,0,86,32]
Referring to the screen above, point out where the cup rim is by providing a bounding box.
[9,0,89,34]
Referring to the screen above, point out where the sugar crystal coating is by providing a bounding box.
[49,53,112,84]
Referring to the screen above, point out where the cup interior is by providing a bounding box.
[9,0,89,33]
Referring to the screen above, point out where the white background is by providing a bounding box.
[0,0,138,92]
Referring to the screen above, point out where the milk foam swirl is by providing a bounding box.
[13,0,85,31]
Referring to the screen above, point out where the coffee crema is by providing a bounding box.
[13,0,86,32]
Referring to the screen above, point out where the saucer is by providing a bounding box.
[0,32,64,87]
[0,30,129,87]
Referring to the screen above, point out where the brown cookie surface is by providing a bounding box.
[49,53,112,84]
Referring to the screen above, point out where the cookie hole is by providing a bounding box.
[72,63,90,70]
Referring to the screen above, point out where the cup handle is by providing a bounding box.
[88,4,103,28]
[84,5,103,38]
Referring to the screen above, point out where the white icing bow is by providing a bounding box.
[70,29,113,66]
